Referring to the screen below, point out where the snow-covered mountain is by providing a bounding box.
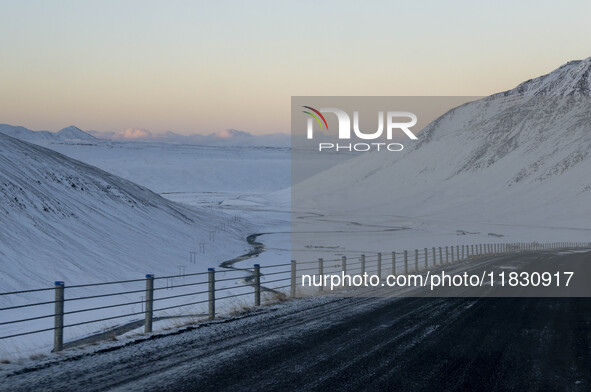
[498,58,591,97]
[209,128,252,139]
[0,132,250,292]
[0,124,96,142]
[55,125,96,141]
[294,57,591,233]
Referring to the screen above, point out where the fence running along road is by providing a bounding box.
[0,241,589,353]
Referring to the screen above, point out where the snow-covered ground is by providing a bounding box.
[36,140,291,194]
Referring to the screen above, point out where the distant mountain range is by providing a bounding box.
[0,124,96,142]
[88,127,290,147]
[0,124,290,147]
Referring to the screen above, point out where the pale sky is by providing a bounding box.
[0,0,589,135]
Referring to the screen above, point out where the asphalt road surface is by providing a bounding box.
[2,250,591,392]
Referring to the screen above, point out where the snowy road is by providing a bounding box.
[3,251,591,391]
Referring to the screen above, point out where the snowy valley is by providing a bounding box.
[1,56,591,359]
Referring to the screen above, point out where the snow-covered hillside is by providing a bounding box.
[0,132,250,292]
[293,57,591,254]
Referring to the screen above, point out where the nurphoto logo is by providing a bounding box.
[302,106,418,152]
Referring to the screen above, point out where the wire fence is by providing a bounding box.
[0,241,589,353]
